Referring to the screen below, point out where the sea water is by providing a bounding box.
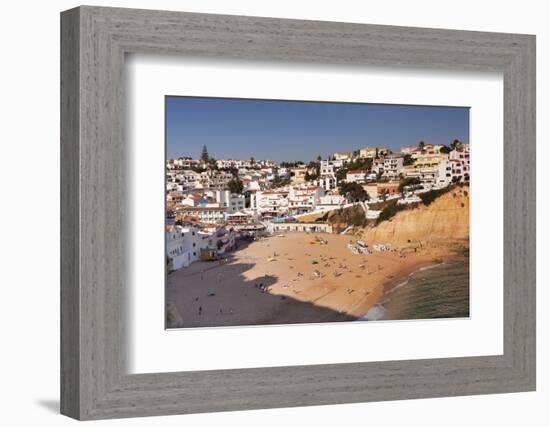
[361,260,470,321]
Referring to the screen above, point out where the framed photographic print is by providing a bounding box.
[61,6,536,420]
[164,97,471,328]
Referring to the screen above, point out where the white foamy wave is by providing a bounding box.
[358,304,386,321]
[417,263,444,273]
[357,263,446,322]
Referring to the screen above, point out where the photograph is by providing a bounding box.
[164,96,471,328]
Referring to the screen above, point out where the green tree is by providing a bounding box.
[335,168,348,181]
[450,139,461,151]
[207,157,218,170]
[271,176,291,188]
[227,178,244,194]
[316,155,322,162]
[348,157,373,171]
[376,200,407,225]
[440,145,451,154]
[403,154,414,166]
[418,141,425,150]
[339,182,368,202]
[399,176,421,194]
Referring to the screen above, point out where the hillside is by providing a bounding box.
[359,188,469,244]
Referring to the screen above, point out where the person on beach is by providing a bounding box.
[199,306,202,315]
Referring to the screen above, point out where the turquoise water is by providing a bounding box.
[363,260,470,321]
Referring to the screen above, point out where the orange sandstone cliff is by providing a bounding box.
[360,188,470,244]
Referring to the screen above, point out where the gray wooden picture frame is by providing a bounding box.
[60,5,536,420]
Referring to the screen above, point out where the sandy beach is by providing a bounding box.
[166,232,466,328]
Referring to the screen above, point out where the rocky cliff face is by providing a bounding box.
[360,188,470,244]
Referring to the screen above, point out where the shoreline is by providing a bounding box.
[166,232,468,328]
[364,259,470,321]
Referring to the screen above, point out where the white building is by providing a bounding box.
[313,175,338,191]
[449,144,470,182]
[290,167,308,184]
[265,221,333,234]
[172,157,201,169]
[436,158,453,187]
[372,155,404,178]
[176,206,227,224]
[345,169,370,184]
[410,143,445,159]
[199,170,234,191]
[333,152,353,161]
[359,146,390,158]
[400,146,417,155]
[276,167,290,178]
[246,180,261,192]
[252,190,290,216]
[319,194,345,206]
[166,181,183,192]
[287,186,324,215]
[320,159,344,176]
[181,194,208,207]
[403,152,449,187]
[173,170,201,190]
[213,190,246,213]
[166,224,207,270]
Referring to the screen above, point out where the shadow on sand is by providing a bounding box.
[166,241,358,328]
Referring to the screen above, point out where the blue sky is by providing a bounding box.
[166,96,469,162]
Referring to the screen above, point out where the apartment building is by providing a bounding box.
[333,151,353,161]
[252,190,290,217]
[175,206,227,224]
[181,194,208,207]
[449,144,470,182]
[265,222,333,234]
[212,190,246,213]
[403,152,448,186]
[400,146,417,155]
[290,167,308,185]
[372,154,404,178]
[171,157,202,169]
[364,181,401,200]
[175,170,201,190]
[359,146,390,158]
[320,159,345,176]
[437,158,453,187]
[346,169,370,184]
[319,194,345,206]
[166,224,207,270]
[287,186,324,215]
[411,143,445,159]
[314,175,338,191]
[198,170,234,191]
